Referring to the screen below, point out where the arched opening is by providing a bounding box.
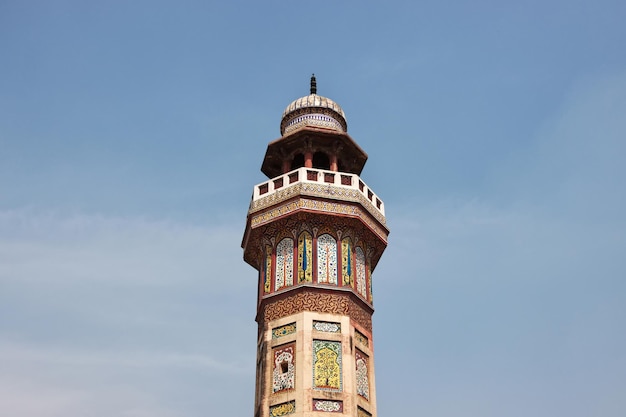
[290,153,305,170]
[312,151,330,170]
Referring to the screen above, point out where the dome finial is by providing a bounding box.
[310,73,317,95]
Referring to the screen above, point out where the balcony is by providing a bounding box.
[250,167,385,218]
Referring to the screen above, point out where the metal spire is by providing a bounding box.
[310,73,317,95]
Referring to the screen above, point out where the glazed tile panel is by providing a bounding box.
[355,246,366,297]
[312,321,341,333]
[264,245,272,293]
[354,329,369,347]
[272,323,296,339]
[275,238,294,290]
[297,231,313,283]
[355,349,370,400]
[312,340,342,392]
[270,401,295,417]
[273,343,295,393]
[317,234,338,284]
[341,237,354,288]
[312,399,343,412]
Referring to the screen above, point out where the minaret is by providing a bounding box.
[242,75,389,417]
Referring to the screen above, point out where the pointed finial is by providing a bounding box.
[310,73,317,95]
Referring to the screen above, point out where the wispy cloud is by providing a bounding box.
[0,210,256,416]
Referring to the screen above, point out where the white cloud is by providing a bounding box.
[0,208,250,288]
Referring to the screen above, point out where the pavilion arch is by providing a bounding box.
[312,151,331,170]
[290,153,305,171]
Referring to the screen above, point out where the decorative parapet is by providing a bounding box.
[250,167,385,223]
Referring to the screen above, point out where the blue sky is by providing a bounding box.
[1,1,625,416]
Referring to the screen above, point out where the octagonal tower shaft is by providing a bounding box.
[242,77,389,417]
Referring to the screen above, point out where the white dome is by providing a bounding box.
[280,94,348,135]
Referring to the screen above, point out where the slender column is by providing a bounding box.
[330,153,338,171]
[282,159,291,174]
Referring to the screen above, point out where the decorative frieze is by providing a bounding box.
[250,197,388,244]
[261,290,372,333]
[249,179,386,226]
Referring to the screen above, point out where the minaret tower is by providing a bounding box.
[242,75,389,417]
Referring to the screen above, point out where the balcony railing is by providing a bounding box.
[251,167,385,216]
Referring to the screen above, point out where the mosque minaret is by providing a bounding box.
[242,75,389,417]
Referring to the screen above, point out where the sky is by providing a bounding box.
[1,1,625,416]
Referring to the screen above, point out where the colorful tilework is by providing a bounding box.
[275,238,294,290]
[341,238,354,288]
[312,399,343,412]
[264,245,272,293]
[356,246,366,297]
[272,343,295,393]
[317,234,337,284]
[368,262,373,302]
[272,323,296,339]
[354,329,368,347]
[298,231,312,283]
[313,321,341,333]
[270,401,295,416]
[313,340,342,392]
[355,349,370,400]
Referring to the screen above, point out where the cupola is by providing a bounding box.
[280,75,348,135]
[261,75,367,178]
